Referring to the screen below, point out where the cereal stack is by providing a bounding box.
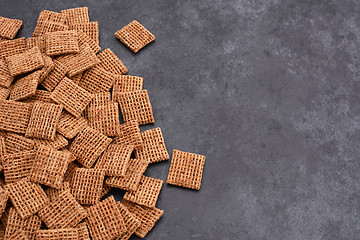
[0,7,206,240]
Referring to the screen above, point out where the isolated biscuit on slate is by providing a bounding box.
[112,75,143,99]
[115,20,155,53]
[45,30,79,56]
[86,196,125,240]
[0,100,32,134]
[70,168,105,205]
[3,150,36,183]
[58,111,89,139]
[61,7,90,25]
[116,203,141,240]
[97,48,127,75]
[88,102,121,136]
[0,37,26,60]
[9,71,40,101]
[135,127,169,163]
[105,158,149,191]
[116,90,154,125]
[123,175,163,208]
[5,47,44,76]
[0,16,22,39]
[4,132,35,153]
[121,199,164,238]
[0,59,13,88]
[35,228,79,240]
[79,65,118,94]
[95,143,133,177]
[112,120,143,150]
[69,127,111,168]
[4,207,41,240]
[50,77,93,117]
[5,178,49,219]
[25,102,63,140]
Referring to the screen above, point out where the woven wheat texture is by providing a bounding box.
[77,30,101,54]
[85,92,111,117]
[6,47,44,76]
[45,30,79,56]
[135,127,169,163]
[69,22,99,45]
[0,59,13,88]
[5,178,49,219]
[0,37,26,60]
[9,71,40,101]
[32,133,68,149]
[115,20,155,53]
[88,102,121,136]
[33,20,68,37]
[61,7,90,25]
[41,59,67,91]
[121,199,164,238]
[86,196,125,240]
[4,132,35,153]
[45,182,70,201]
[97,48,127,75]
[3,150,36,183]
[0,16,22,40]
[0,187,9,218]
[58,111,89,139]
[22,89,56,104]
[7,229,29,240]
[123,175,163,208]
[116,90,154,125]
[79,65,117,94]
[37,10,66,24]
[113,75,143,99]
[113,120,143,150]
[35,228,79,240]
[26,36,46,53]
[0,100,32,134]
[0,86,10,100]
[116,202,141,240]
[76,222,91,240]
[38,54,54,83]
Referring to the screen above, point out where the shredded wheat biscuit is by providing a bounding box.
[0,16,22,40]
[115,20,155,53]
[101,184,111,198]
[33,20,68,37]
[3,150,36,183]
[38,54,54,83]
[0,187,9,218]
[0,100,32,134]
[5,207,41,240]
[32,133,68,149]
[0,37,26,60]
[35,228,78,240]
[63,161,81,183]
[41,60,67,91]
[70,168,105,205]
[9,71,40,101]
[30,144,70,188]
[50,77,93,117]
[97,48,127,75]
[76,222,91,240]
[45,182,70,201]
[116,202,141,240]
[4,133,35,153]
[105,158,149,191]
[95,143,133,177]
[79,65,118,94]
[135,127,169,163]
[116,90,154,125]
[45,30,79,56]
[8,229,29,240]
[77,31,100,54]
[22,89,56,104]
[38,10,66,23]
[58,111,88,139]
[86,196,125,240]
[121,199,164,238]
[84,92,111,118]
[26,36,46,53]
[5,178,49,219]
[88,102,121,136]
[0,206,10,226]
[113,120,143,150]
[69,22,99,45]
[6,47,44,76]
[61,7,90,25]
[69,127,111,168]
[0,86,10,100]
[112,75,143,99]
[38,188,87,229]
[0,59,13,88]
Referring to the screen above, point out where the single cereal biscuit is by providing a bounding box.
[32,20,68,37]
[41,60,67,91]
[135,127,169,163]
[30,145,70,188]
[88,102,121,136]
[50,77,93,117]
[38,188,87,229]
[116,90,154,125]
[69,127,111,168]
[57,111,88,139]
[116,203,141,240]
[4,132,35,153]
[45,30,79,56]
[3,150,36,183]
[9,71,40,101]
[0,16,22,39]
[86,196,125,240]
[84,92,111,118]
[25,102,63,141]
[5,178,49,219]
[35,228,79,240]
[0,100,32,134]
[97,48,127,75]
[79,65,118,94]
[6,47,44,76]
[112,75,143,99]
[4,207,41,240]
[95,143,133,177]
[105,158,149,191]
[0,59,14,88]
[0,187,9,217]
[115,20,155,53]
[69,22,99,45]
[0,37,26,60]
[123,175,163,208]
[61,7,90,25]
[70,168,105,205]
[167,149,206,190]
[112,120,143,150]
[121,199,164,238]
[32,133,68,150]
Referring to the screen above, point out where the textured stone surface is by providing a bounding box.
[2,0,360,239]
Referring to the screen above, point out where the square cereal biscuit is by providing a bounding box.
[6,47,44,76]
[35,228,79,240]
[123,175,163,208]
[25,102,63,141]
[115,20,155,53]
[32,20,68,37]
[95,143,133,177]
[97,48,127,75]
[105,158,149,191]
[50,77,93,117]
[69,127,111,168]
[4,132,35,154]
[4,207,41,240]
[61,7,90,25]
[0,17,22,39]
[79,65,118,94]
[167,149,206,190]
[112,75,143,99]
[116,90,154,125]
[37,10,66,24]
[135,127,169,163]
[30,145,70,188]
[84,92,111,117]
[112,120,143,150]
[10,71,40,101]
[38,188,87,229]
[0,37,26,60]
[5,178,49,219]
[116,203,141,240]
[57,111,88,139]
[0,59,14,88]
[86,196,125,240]
[0,100,32,134]
[3,150,36,183]
[70,168,105,205]
[88,102,121,136]
[121,199,164,238]
[7,229,28,240]
[45,30,79,56]
[69,22,99,45]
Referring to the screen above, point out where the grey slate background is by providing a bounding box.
[2,0,360,239]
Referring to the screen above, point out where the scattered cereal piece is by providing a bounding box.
[45,30,80,56]
[97,48,127,75]
[9,71,40,101]
[0,100,32,134]
[6,47,44,76]
[3,150,36,183]
[0,16,22,40]
[112,75,143,98]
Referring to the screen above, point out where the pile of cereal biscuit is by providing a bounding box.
[0,7,206,240]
